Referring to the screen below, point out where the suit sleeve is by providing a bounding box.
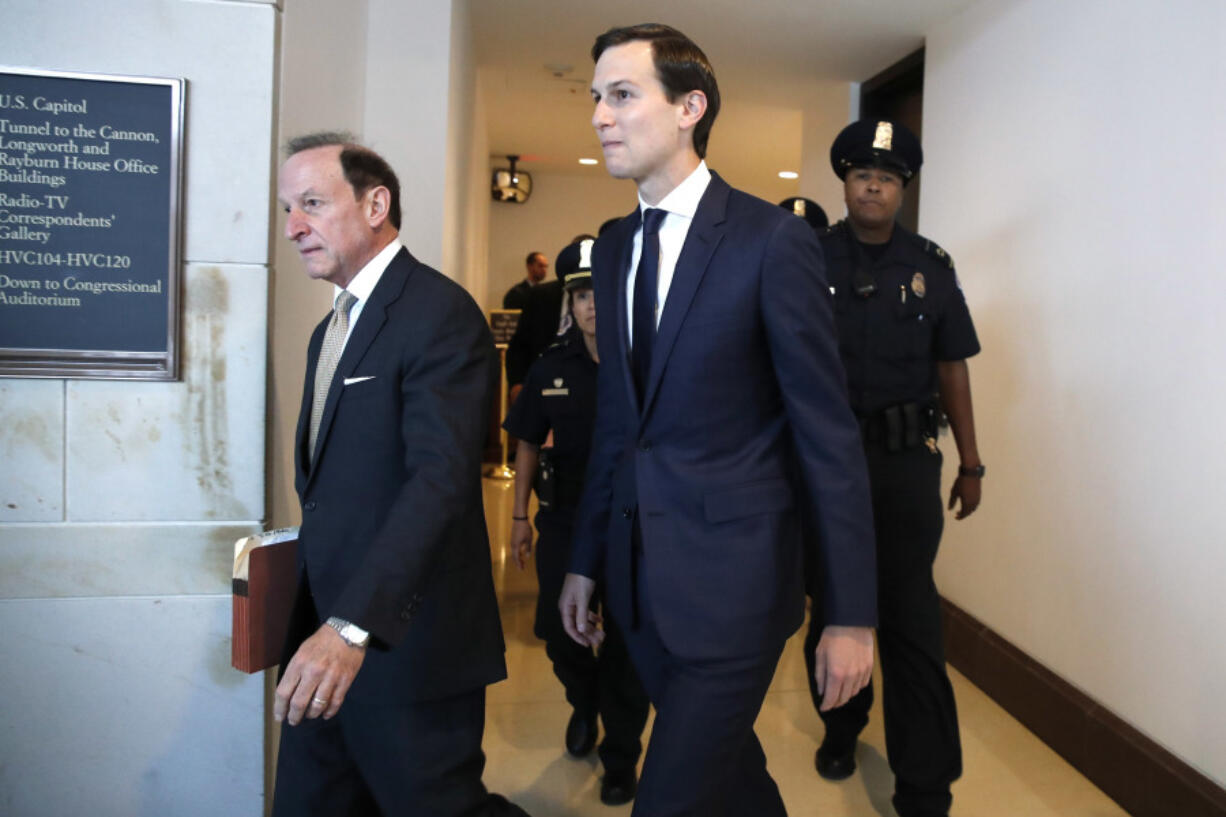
[505,314,531,386]
[761,215,878,627]
[332,286,498,646]
[568,239,628,579]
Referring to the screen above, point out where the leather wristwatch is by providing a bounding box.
[326,616,370,648]
[958,464,986,478]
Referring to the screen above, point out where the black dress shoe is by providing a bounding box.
[815,742,857,781]
[599,768,638,806]
[565,709,597,757]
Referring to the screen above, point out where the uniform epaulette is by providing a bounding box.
[542,336,572,355]
[823,219,850,238]
[916,234,955,270]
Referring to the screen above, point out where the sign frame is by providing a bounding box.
[0,66,185,380]
[488,308,521,349]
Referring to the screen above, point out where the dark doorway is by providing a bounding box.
[860,48,924,234]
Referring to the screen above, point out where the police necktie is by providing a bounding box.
[308,290,357,463]
[632,207,667,398]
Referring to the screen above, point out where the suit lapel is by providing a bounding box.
[306,247,413,486]
[295,319,328,494]
[640,175,730,418]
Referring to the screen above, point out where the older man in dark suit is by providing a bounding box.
[272,132,524,817]
[559,25,878,817]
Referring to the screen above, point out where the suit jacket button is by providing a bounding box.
[638,439,651,452]
[304,500,317,511]
[622,506,632,519]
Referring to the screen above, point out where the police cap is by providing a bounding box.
[830,119,923,184]
[778,197,829,233]
[555,239,594,290]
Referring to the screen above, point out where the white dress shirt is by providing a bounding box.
[332,238,403,348]
[626,161,712,345]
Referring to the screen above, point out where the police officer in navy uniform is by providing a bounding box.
[802,119,985,817]
[503,239,649,807]
[778,196,829,233]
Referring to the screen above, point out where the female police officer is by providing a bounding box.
[502,239,649,807]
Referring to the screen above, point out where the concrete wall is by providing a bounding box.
[923,0,1226,786]
[3,0,478,809]
[0,0,276,814]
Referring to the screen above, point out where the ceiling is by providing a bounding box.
[470,0,976,192]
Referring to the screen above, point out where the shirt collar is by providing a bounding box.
[334,239,402,307]
[637,160,711,221]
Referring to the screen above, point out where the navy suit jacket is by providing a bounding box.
[570,174,877,660]
[288,247,506,704]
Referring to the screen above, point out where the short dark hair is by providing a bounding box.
[284,131,402,230]
[592,23,720,159]
[525,251,545,267]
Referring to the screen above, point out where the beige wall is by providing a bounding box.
[270,0,371,532]
[923,0,1226,786]
[798,81,859,227]
[443,0,491,301]
[485,168,638,312]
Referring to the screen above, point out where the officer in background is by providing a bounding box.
[778,196,829,232]
[802,119,985,817]
[505,237,594,399]
[502,239,649,807]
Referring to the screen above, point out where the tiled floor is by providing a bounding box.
[479,477,1130,816]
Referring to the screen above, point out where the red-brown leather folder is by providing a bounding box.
[231,527,298,673]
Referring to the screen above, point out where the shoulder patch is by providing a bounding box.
[922,237,955,270]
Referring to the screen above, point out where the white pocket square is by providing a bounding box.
[343,376,376,386]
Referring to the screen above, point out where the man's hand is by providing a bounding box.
[274,625,366,726]
[559,573,604,648]
[814,625,874,711]
[948,475,981,519]
[510,519,534,570]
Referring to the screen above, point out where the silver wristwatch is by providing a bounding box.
[325,616,370,648]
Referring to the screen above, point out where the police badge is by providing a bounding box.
[872,121,894,151]
[911,271,927,299]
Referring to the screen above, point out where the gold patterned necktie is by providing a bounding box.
[308,290,358,463]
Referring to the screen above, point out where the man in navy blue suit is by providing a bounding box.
[559,24,879,817]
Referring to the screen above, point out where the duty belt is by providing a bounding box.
[856,402,938,452]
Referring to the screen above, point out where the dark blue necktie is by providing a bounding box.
[632,207,667,398]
